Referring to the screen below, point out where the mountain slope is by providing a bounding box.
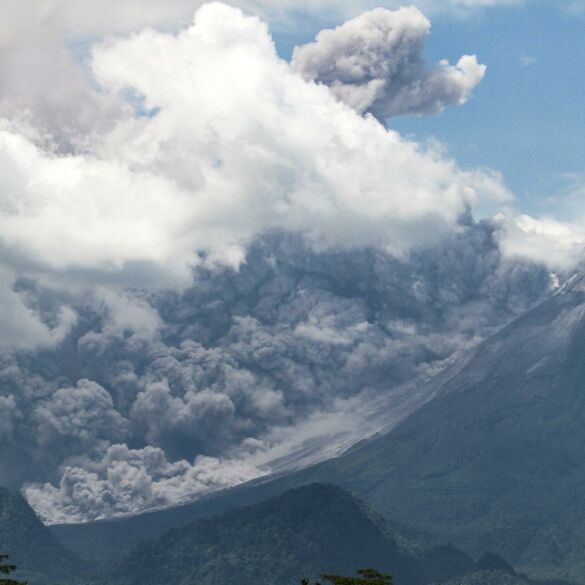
[0,487,87,583]
[280,277,585,581]
[102,484,478,585]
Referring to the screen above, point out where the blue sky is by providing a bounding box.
[274,2,585,220]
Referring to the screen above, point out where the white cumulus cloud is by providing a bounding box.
[496,212,585,270]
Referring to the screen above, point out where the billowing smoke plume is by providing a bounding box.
[0,2,579,524]
[292,7,485,118]
[1,227,552,523]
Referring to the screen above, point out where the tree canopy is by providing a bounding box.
[0,555,27,585]
[302,568,394,585]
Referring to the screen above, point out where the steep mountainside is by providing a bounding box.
[0,488,87,583]
[308,278,585,580]
[274,276,585,582]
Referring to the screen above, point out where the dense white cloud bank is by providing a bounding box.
[0,0,527,144]
[0,2,513,350]
[496,213,585,271]
[292,7,485,118]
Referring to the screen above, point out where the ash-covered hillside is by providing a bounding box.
[228,271,585,582]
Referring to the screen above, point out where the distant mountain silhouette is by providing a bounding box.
[8,483,556,585]
[99,484,481,585]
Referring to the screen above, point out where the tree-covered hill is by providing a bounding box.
[0,488,88,583]
[99,484,478,585]
[0,482,560,585]
[103,484,421,585]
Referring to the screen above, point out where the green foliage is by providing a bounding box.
[0,554,27,585]
[105,485,447,585]
[320,568,394,585]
